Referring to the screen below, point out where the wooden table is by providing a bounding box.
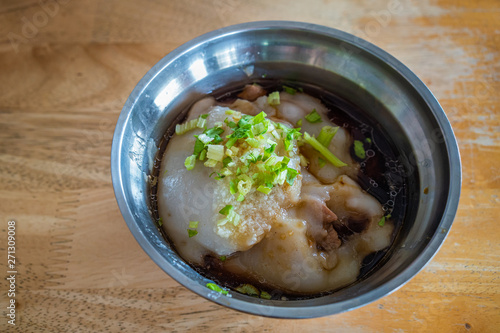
[1,0,499,331]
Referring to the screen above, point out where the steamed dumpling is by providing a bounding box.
[277,92,358,183]
[157,86,394,294]
[158,105,301,265]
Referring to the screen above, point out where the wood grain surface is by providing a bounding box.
[1,0,499,332]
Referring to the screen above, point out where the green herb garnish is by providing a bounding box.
[257,185,272,194]
[193,138,205,156]
[235,284,260,296]
[260,291,271,299]
[222,156,232,167]
[206,283,228,295]
[183,104,302,205]
[303,132,347,167]
[184,155,196,170]
[285,168,298,186]
[378,214,392,227]
[305,109,322,123]
[283,85,297,95]
[317,126,339,147]
[267,91,280,106]
[354,140,366,159]
[219,205,233,215]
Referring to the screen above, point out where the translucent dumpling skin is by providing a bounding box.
[158,104,301,265]
[157,87,394,294]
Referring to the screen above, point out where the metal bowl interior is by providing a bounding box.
[111,21,461,318]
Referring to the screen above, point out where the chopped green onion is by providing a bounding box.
[230,213,240,226]
[378,214,392,227]
[184,155,196,170]
[378,216,386,227]
[175,118,200,135]
[207,144,224,161]
[303,132,347,167]
[354,140,366,159]
[283,85,297,95]
[193,138,205,156]
[229,179,238,194]
[222,156,232,167]
[187,229,198,237]
[283,127,301,151]
[274,169,287,185]
[267,91,280,106]
[235,284,259,296]
[286,168,299,185]
[219,205,233,215]
[317,126,339,147]
[204,158,218,168]
[365,137,372,144]
[246,138,260,148]
[220,168,232,176]
[204,127,224,144]
[257,185,272,194]
[305,109,322,123]
[260,291,271,299]
[219,255,226,262]
[237,175,253,197]
[296,119,302,127]
[157,217,163,227]
[189,221,199,228]
[318,157,326,168]
[252,111,267,124]
[199,149,207,160]
[197,133,213,144]
[225,137,238,148]
[218,205,240,226]
[200,114,209,119]
[299,154,309,167]
[237,115,253,129]
[214,172,225,180]
[241,149,262,164]
[264,155,278,168]
[206,283,228,295]
[252,122,268,136]
[265,142,277,152]
[196,117,206,128]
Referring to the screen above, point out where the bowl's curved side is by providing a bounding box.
[111,21,461,318]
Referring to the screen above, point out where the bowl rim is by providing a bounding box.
[111,20,462,318]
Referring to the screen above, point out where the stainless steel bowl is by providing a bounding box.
[111,21,461,318]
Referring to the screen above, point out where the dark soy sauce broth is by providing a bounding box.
[149,79,407,300]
